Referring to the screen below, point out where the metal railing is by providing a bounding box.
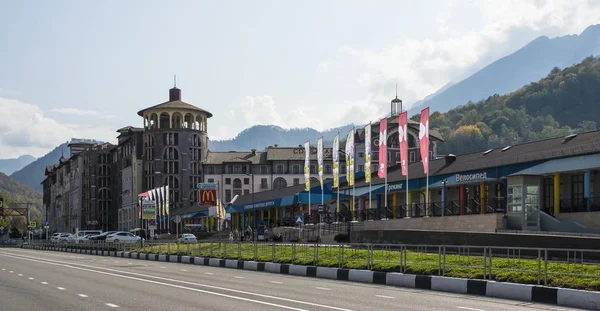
[24,240,600,290]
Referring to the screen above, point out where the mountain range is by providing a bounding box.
[409,24,600,115]
[3,25,600,194]
[0,155,36,175]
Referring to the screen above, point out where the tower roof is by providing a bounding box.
[137,87,213,118]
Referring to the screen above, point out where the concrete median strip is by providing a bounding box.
[26,245,600,310]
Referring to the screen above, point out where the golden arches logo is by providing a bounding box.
[201,190,216,204]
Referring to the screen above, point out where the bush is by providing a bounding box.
[334,233,349,243]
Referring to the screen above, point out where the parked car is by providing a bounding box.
[89,231,117,241]
[177,233,197,244]
[51,233,71,243]
[106,231,142,243]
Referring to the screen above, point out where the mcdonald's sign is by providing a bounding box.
[200,190,217,206]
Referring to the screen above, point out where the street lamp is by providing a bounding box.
[441,179,448,216]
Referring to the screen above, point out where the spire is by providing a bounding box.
[174,74,177,87]
[391,84,402,116]
[396,83,398,98]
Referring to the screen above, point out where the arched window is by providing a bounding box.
[164,176,180,189]
[387,134,399,149]
[273,177,287,189]
[163,147,179,160]
[310,177,319,186]
[189,134,202,147]
[408,134,417,148]
[233,178,242,189]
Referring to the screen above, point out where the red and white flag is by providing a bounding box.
[378,118,387,179]
[399,112,408,176]
[419,108,430,174]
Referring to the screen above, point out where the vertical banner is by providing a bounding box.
[304,142,311,191]
[419,108,430,173]
[378,118,388,178]
[364,123,371,184]
[345,129,355,186]
[332,134,340,188]
[165,185,170,215]
[399,112,408,176]
[157,186,163,218]
[317,137,324,190]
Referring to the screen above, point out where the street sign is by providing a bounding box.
[295,216,304,225]
[197,183,217,190]
[174,215,182,224]
[142,200,157,220]
[44,226,49,229]
[200,189,217,206]
[30,221,37,229]
[318,205,324,214]
[44,221,49,227]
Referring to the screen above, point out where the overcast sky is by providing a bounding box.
[1,0,599,159]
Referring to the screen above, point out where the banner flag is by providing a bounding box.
[365,123,371,183]
[378,118,387,179]
[399,112,408,176]
[304,142,311,191]
[333,134,339,188]
[345,129,355,186]
[317,137,324,190]
[419,108,430,174]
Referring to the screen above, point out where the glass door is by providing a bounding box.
[525,185,540,229]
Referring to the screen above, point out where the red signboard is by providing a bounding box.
[200,190,217,206]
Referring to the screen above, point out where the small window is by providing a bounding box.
[208,178,214,183]
[358,165,364,172]
[293,178,300,186]
[293,165,300,174]
[396,152,400,163]
[359,152,364,158]
[225,178,231,185]
[244,178,249,185]
[276,164,284,174]
[244,189,250,195]
[310,164,316,174]
[409,151,415,163]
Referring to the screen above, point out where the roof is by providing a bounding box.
[348,130,600,188]
[232,183,307,206]
[204,151,268,165]
[137,100,213,118]
[170,204,208,216]
[116,126,143,133]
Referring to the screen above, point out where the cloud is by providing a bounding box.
[52,107,116,119]
[0,98,116,158]
[322,0,600,110]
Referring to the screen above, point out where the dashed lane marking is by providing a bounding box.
[105,303,119,308]
[78,294,88,298]
[28,277,34,280]
[457,307,485,311]
[234,276,245,279]
[375,295,395,299]
[316,287,331,291]
[57,287,66,290]
[41,282,48,285]
[270,281,283,284]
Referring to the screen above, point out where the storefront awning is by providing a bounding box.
[509,153,600,176]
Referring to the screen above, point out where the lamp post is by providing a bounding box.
[441,179,448,216]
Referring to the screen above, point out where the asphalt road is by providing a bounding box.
[0,248,584,311]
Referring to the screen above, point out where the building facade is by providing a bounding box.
[42,87,441,233]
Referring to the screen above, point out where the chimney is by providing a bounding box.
[169,87,181,101]
[445,154,457,165]
[251,149,256,155]
[274,144,278,148]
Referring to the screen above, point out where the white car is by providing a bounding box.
[106,231,142,243]
[177,233,197,244]
[51,233,71,243]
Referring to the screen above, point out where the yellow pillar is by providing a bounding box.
[554,173,560,215]
[480,182,485,214]
[407,191,413,217]
[392,193,398,219]
[268,209,271,227]
[260,210,264,220]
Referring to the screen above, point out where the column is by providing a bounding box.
[392,193,398,219]
[480,182,485,214]
[407,191,412,218]
[585,170,591,212]
[441,186,446,217]
[275,207,279,227]
[362,196,368,221]
[460,185,465,215]
[553,173,560,216]
[260,210,264,221]
[268,209,271,227]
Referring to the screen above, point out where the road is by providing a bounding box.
[0,248,583,311]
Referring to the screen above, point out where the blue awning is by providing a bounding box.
[509,154,600,176]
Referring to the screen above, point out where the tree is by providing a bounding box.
[576,120,597,133]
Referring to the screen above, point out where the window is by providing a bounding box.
[543,178,553,211]
[233,164,242,174]
[225,190,232,202]
[388,152,391,164]
[359,152,364,158]
[310,164,316,174]
[409,151,415,163]
[208,178,214,183]
[233,178,242,189]
[293,178,300,186]
[274,177,287,189]
[310,177,319,186]
[260,165,267,174]
[293,165,300,174]
[163,133,179,146]
[163,147,179,160]
[572,174,584,203]
[373,151,379,161]
[276,165,284,174]
[261,178,268,189]
[207,166,215,174]
[325,165,332,174]
[396,152,400,163]
[244,178,249,185]
[429,151,433,160]
[358,165,364,172]
[372,164,378,172]
[225,178,231,185]
[244,189,250,195]
[341,166,346,174]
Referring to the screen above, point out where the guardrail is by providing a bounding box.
[24,240,600,290]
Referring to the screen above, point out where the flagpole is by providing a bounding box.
[406,164,409,218]
[352,127,356,222]
[336,131,340,223]
[368,123,372,221]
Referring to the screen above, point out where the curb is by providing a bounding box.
[30,246,600,310]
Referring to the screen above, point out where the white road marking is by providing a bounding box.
[375,295,395,299]
[0,252,353,311]
[78,294,88,298]
[316,287,331,291]
[9,271,13,273]
[160,266,166,269]
[57,287,65,290]
[457,307,485,311]
[28,277,34,280]
[234,276,245,279]
[205,272,213,275]
[17,273,22,276]
[180,269,187,272]
[41,282,48,285]
[128,262,132,265]
[1,268,5,271]
[270,281,283,284]
[105,303,119,308]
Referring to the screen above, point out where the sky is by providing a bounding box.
[1,0,599,159]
